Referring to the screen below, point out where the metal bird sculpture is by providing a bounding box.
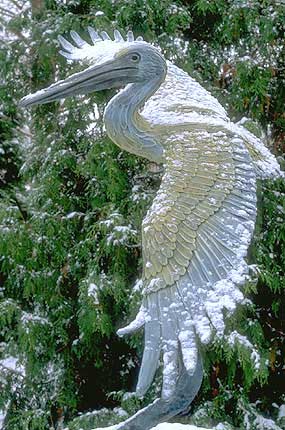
[20,29,282,430]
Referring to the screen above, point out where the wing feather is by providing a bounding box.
[142,129,257,342]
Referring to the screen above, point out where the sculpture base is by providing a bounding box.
[93,355,203,430]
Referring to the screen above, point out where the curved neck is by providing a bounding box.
[104,76,165,163]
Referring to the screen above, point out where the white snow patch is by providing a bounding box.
[88,282,99,303]
[113,407,128,418]
[93,424,214,430]
[66,211,84,219]
[150,425,213,430]
[0,356,25,375]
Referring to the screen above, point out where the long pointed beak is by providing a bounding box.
[19,58,138,108]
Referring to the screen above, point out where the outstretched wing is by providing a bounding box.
[119,127,257,397]
[143,128,256,295]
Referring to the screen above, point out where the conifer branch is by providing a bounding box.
[12,195,29,221]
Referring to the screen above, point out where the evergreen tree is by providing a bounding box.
[0,1,284,429]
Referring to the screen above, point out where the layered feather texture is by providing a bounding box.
[121,129,258,397]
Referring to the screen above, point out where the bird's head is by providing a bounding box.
[19,29,167,108]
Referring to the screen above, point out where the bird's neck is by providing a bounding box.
[104,77,165,163]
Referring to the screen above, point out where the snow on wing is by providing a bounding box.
[142,128,257,341]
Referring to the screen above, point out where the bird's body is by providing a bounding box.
[105,57,280,400]
[20,30,282,430]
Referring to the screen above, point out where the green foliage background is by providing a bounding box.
[0,1,284,429]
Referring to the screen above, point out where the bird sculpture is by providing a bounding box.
[20,29,281,430]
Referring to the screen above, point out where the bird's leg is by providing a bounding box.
[107,353,203,430]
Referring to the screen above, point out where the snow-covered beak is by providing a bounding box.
[19,56,139,108]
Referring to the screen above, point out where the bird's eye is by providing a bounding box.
[131,53,141,62]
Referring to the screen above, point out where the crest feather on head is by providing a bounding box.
[58,28,145,64]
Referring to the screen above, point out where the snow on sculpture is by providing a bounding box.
[20,29,282,430]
